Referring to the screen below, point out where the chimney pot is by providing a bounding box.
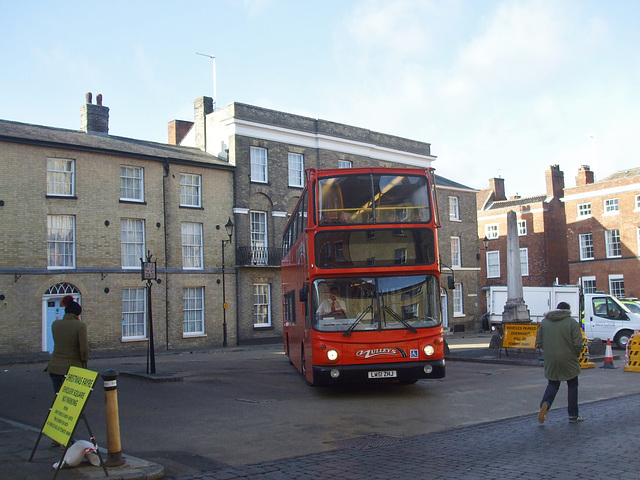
[97,94,102,106]
[86,92,92,104]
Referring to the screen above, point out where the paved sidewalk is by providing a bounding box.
[0,417,163,480]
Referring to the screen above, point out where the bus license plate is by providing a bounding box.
[368,370,397,379]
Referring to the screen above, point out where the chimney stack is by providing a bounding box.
[576,165,595,186]
[81,92,109,134]
[545,164,564,199]
[168,120,194,145]
[194,96,214,151]
[489,177,506,201]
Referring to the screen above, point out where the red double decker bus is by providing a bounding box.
[281,167,446,385]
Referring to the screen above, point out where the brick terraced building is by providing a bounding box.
[0,94,235,356]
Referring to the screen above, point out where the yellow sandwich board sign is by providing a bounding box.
[42,366,99,446]
[502,323,538,349]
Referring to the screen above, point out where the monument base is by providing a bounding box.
[502,302,530,323]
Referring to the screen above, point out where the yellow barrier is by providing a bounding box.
[580,330,595,369]
[624,333,640,373]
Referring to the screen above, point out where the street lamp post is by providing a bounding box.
[141,251,158,374]
[221,217,234,347]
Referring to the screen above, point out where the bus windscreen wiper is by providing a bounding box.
[343,305,373,337]
[382,305,417,333]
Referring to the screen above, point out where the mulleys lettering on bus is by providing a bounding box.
[356,348,400,359]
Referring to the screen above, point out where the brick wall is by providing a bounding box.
[0,139,235,356]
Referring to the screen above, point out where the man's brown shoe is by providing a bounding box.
[538,403,549,423]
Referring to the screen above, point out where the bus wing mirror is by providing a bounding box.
[299,284,309,303]
[447,275,455,290]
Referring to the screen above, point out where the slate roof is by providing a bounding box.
[599,167,640,182]
[485,194,548,210]
[434,174,477,192]
[0,119,232,169]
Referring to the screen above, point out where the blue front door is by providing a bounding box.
[45,299,64,353]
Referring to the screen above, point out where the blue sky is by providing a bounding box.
[2,0,639,197]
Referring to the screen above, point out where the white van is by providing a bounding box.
[582,294,640,349]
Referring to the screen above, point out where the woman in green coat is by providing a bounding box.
[536,301,584,424]
[45,295,89,393]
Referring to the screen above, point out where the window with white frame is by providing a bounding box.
[180,174,202,207]
[120,166,144,201]
[449,196,460,221]
[450,237,461,268]
[288,153,304,187]
[122,288,146,339]
[605,229,621,258]
[121,219,145,268]
[47,158,75,196]
[250,146,268,183]
[609,274,625,298]
[182,223,203,269]
[485,224,499,239]
[183,287,205,335]
[581,276,597,294]
[338,160,352,169]
[520,247,529,276]
[394,248,407,265]
[486,251,500,278]
[453,283,464,315]
[603,198,619,214]
[577,202,592,218]
[47,215,75,269]
[253,283,271,327]
[517,220,527,236]
[579,233,594,260]
[250,211,268,265]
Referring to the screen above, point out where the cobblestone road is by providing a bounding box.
[167,393,640,480]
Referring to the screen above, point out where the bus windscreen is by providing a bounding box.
[312,275,441,333]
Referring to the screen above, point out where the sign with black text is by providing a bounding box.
[502,323,538,350]
[42,367,98,446]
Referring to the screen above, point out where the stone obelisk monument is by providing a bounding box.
[502,210,530,323]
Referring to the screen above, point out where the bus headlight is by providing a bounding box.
[423,345,435,356]
[327,349,339,361]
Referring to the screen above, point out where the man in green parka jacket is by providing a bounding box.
[535,301,584,423]
[45,295,89,394]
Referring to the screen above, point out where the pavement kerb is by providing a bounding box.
[0,416,164,480]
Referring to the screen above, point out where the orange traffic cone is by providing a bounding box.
[600,338,617,369]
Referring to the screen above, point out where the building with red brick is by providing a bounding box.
[476,165,569,312]
[563,166,640,298]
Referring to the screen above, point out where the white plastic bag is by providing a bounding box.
[52,440,100,469]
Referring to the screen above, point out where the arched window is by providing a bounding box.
[44,283,80,296]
